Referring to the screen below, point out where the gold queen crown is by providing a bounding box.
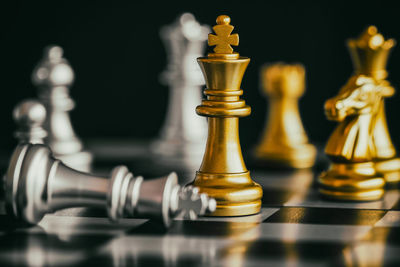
[347,26,396,80]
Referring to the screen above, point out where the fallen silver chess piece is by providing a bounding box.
[4,143,216,227]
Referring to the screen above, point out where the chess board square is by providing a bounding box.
[255,223,372,243]
[285,189,400,210]
[168,220,260,238]
[176,208,278,223]
[54,207,108,218]
[0,230,113,267]
[89,234,230,267]
[253,170,314,192]
[79,253,201,267]
[38,215,147,236]
[263,207,386,225]
[262,189,295,207]
[340,242,400,266]
[240,240,347,264]
[362,226,400,245]
[391,195,400,210]
[375,211,400,227]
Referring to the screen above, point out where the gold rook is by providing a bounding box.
[254,63,316,169]
[193,15,262,216]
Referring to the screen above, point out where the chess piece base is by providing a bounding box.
[194,171,263,216]
[255,143,316,169]
[375,157,400,183]
[318,162,385,201]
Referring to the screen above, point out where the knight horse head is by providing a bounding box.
[324,75,394,122]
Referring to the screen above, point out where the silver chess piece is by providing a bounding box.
[32,45,92,172]
[4,143,216,227]
[13,99,47,144]
[151,13,209,170]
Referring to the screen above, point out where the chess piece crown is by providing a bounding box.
[193,15,262,216]
[208,15,239,55]
[32,46,75,88]
[348,26,396,80]
[196,15,251,118]
[4,144,216,227]
[13,100,47,144]
[262,64,305,97]
[160,12,209,84]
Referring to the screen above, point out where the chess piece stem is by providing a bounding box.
[193,15,262,216]
[254,63,316,168]
[4,144,216,227]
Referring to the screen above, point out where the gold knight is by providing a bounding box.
[319,26,398,201]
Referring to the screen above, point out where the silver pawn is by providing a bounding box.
[32,45,92,172]
[13,99,47,144]
[4,143,216,227]
[152,13,209,170]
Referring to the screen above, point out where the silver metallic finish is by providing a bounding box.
[4,144,216,227]
[32,45,92,172]
[13,99,47,144]
[151,13,209,169]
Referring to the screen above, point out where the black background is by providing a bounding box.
[1,0,400,153]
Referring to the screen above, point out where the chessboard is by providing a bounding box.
[0,140,399,267]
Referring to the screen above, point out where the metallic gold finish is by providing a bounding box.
[193,15,262,216]
[208,15,239,54]
[320,26,399,200]
[254,63,316,168]
[320,75,391,201]
[348,26,400,183]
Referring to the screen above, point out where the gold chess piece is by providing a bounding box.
[192,15,263,216]
[348,26,400,184]
[319,26,398,201]
[320,74,392,201]
[254,63,316,168]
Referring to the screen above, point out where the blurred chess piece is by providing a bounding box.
[320,77,391,201]
[320,26,398,201]
[13,99,47,144]
[348,26,400,184]
[193,15,262,216]
[254,63,316,169]
[151,13,209,170]
[4,143,216,227]
[32,45,92,172]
